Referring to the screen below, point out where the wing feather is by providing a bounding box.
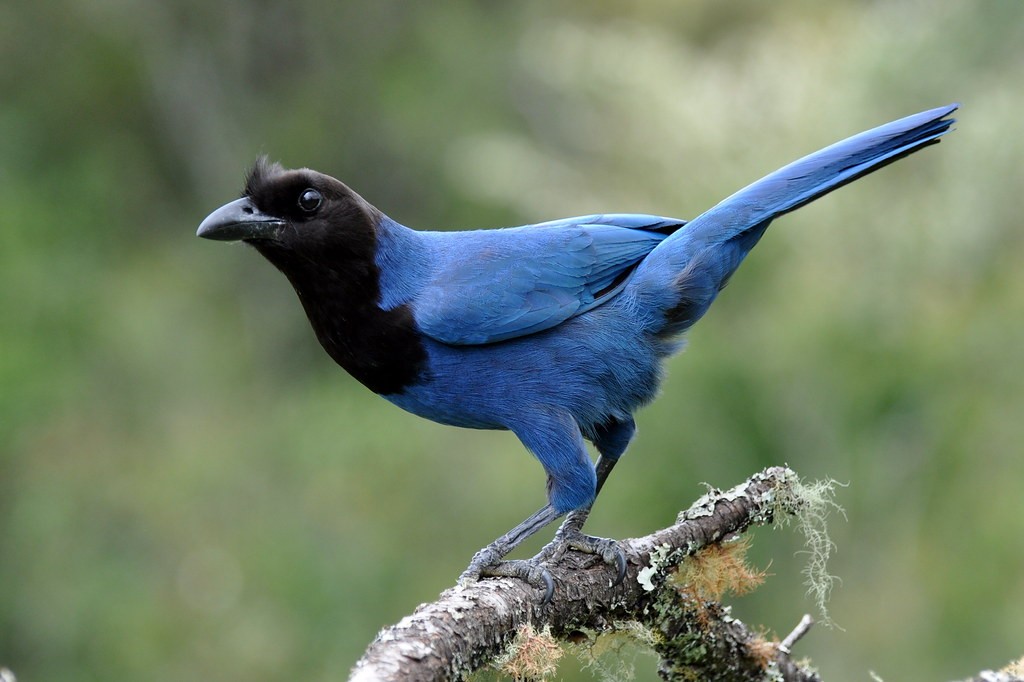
[412,214,685,345]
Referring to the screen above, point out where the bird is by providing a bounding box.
[198,104,957,601]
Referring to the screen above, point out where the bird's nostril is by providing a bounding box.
[243,206,253,214]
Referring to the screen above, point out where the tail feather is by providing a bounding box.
[747,105,956,220]
[668,103,958,255]
[631,103,958,336]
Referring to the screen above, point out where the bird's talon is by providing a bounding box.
[612,547,627,586]
[539,570,555,605]
[542,530,626,585]
[467,559,556,603]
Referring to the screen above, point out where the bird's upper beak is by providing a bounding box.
[197,197,286,242]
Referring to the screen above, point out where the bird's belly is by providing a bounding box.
[383,390,503,430]
[382,317,669,434]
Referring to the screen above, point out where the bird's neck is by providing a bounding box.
[372,216,433,310]
[251,219,428,396]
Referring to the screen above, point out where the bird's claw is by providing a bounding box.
[458,546,501,585]
[484,560,556,605]
[458,515,626,604]
[545,530,627,586]
[460,553,556,604]
[607,545,628,585]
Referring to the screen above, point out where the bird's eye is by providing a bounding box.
[298,188,322,213]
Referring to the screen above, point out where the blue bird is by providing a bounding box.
[198,104,957,599]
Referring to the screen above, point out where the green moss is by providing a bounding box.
[772,473,845,626]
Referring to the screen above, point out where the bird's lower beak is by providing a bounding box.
[197,197,286,241]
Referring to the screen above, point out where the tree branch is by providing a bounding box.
[350,466,823,681]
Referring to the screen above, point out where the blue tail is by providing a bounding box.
[632,103,958,334]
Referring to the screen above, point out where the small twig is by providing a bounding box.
[779,614,815,656]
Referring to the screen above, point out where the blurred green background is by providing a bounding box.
[2,1,1022,680]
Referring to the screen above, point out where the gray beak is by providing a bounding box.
[197,197,286,241]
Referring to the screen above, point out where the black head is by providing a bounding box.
[197,158,426,395]
[198,157,381,269]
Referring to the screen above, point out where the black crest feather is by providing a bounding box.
[243,156,285,199]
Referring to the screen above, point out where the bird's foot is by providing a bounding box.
[535,513,627,585]
[458,504,563,602]
[455,503,626,602]
[459,547,555,604]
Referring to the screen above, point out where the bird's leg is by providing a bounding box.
[458,503,564,601]
[462,412,629,601]
[532,416,635,582]
[533,455,627,582]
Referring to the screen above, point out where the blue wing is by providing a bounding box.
[413,214,686,345]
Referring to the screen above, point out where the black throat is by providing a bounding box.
[250,237,428,396]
